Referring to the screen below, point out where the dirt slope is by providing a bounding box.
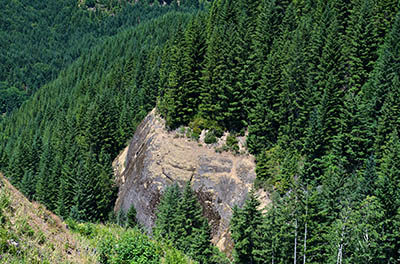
[0,174,96,263]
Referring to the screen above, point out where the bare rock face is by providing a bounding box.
[113,109,257,254]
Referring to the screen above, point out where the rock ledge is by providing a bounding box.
[113,109,258,253]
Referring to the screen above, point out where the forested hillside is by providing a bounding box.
[158,0,400,262]
[0,0,199,114]
[1,0,400,263]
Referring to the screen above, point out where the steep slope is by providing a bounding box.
[0,11,193,222]
[0,173,96,263]
[113,109,267,254]
[0,173,197,263]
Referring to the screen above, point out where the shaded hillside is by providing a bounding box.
[0,0,200,114]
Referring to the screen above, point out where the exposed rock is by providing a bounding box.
[113,109,261,254]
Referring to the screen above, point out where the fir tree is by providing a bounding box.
[231,189,263,264]
[375,132,400,263]
[126,204,137,228]
[155,183,182,242]
[176,182,213,263]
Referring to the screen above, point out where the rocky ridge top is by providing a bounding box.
[113,109,267,254]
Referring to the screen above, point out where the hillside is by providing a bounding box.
[0,0,198,115]
[0,10,194,222]
[0,173,96,263]
[0,174,198,263]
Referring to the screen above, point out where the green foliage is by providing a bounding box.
[1,0,400,262]
[226,133,239,153]
[0,0,195,114]
[0,10,194,222]
[163,246,192,264]
[65,218,194,264]
[374,132,400,262]
[191,127,202,141]
[204,130,217,144]
[0,86,27,114]
[66,219,98,239]
[155,183,219,263]
[126,205,137,228]
[231,190,263,264]
[155,184,181,241]
[99,229,161,264]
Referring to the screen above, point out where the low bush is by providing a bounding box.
[99,229,161,264]
[204,130,217,144]
[226,134,239,153]
[191,127,201,141]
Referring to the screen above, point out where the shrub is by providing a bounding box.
[226,134,238,147]
[99,229,160,264]
[178,126,186,135]
[226,134,239,153]
[191,127,201,141]
[185,128,192,138]
[163,246,189,264]
[189,117,206,131]
[76,223,96,238]
[65,218,78,232]
[204,130,217,144]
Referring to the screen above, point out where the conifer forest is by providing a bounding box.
[1,0,400,263]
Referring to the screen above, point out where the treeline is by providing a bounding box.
[157,0,400,262]
[0,0,200,114]
[0,11,195,222]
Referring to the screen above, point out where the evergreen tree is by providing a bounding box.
[126,204,137,228]
[176,182,213,263]
[155,182,214,263]
[361,13,400,152]
[231,189,263,264]
[35,137,56,209]
[155,183,182,241]
[70,154,98,222]
[344,0,379,95]
[20,170,35,200]
[302,107,325,184]
[374,132,400,263]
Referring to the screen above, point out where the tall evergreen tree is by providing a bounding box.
[374,132,400,263]
[155,183,182,241]
[176,182,213,263]
[231,189,263,264]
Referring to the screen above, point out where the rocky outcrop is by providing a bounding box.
[113,109,261,254]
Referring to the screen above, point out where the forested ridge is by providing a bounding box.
[0,0,199,114]
[1,0,400,263]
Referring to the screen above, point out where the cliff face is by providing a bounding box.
[113,109,258,253]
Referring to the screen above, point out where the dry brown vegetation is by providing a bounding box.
[0,174,96,263]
